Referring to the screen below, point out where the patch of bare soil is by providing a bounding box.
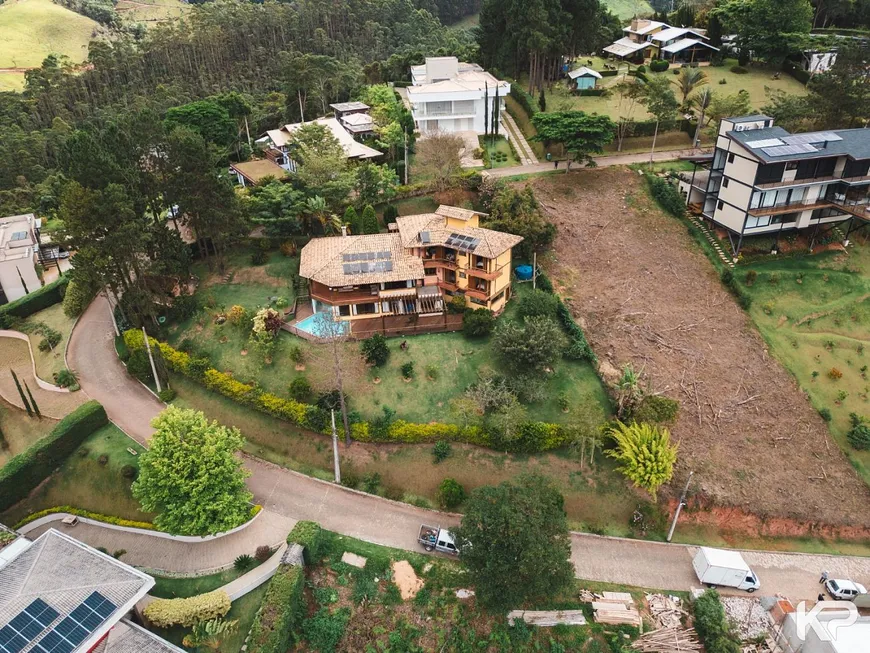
[391,560,424,600]
[532,168,870,527]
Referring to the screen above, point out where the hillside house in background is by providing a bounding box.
[256,117,382,173]
[407,57,510,135]
[0,214,44,304]
[0,527,184,653]
[229,159,290,187]
[681,114,870,258]
[295,205,521,337]
[603,19,717,65]
[567,67,602,90]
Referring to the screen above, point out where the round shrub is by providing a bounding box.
[847,413,870,450]
[517,289,560,320]
[121,464,138,480]
[636,64,646,73]
[289,376,312,401]
[255,545,273,562]
[462,309,496,337]
[438,478,465,510]
[649,59,670,72]
[432,440,452,463]
[730,65,748,74]
[158,388,176,402]
[447,294,467,314]
[97,454,109,466]
[250,249,268,265]
[360,333,390,366]
[54,369,77,388]
[818,407,832,422]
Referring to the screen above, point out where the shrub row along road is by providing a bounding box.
[65,295,870,601]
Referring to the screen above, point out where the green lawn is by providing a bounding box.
[19,303,77,381]
[0,398,56,467]
[733,243,870,489]
[479,135,520,168]
[0,423,151,526]
[602,0,652,19]
[167,277,610,426]
[0,0,101,90]
[150,562,263,599]
[149,583,268,652]
[541,59,808,121]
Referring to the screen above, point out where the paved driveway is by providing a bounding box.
[62,296,870,601]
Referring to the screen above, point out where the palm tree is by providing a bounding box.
[672,67,708,108]
[304,195,341,235]
[182,618,239,650]
[691,87,713,149]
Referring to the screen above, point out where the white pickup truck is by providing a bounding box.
[693,547,761,593]
[418,524,459,555]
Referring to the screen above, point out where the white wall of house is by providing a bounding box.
[411,93,508,135]
[0,254,41,302]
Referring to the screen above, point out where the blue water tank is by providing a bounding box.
[515,265,534,281]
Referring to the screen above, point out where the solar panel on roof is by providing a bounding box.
[342,254,353,262]
[761,143,818,157]
[29,592,116,653]
[342,264,353,274]
[420,231,430,244]
[782,132,842,145]
[0,599,60,653]
[745,138,784,148]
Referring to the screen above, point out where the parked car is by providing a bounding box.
[417,524,458,555]
[825,579,867,601]
[692,547,761,593]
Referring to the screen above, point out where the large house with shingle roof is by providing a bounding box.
[0,528,183,653]
[299,205,522,322]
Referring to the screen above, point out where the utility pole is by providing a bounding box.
[330,410,341,484]
[532,251,537,290]
[667,471,694,542]
[142,326,162,394]
[403,128,409,185]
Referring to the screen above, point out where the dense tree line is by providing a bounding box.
[0,0,472,215]
[414,0,482,24]
[476,0,621,92]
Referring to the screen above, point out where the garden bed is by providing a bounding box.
[0,422,151,525]
[150,561,264,599]
[0,397,57,467]
[18,303,77,380]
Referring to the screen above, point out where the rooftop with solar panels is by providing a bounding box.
[0,529,179,653]
[727,121,870,163]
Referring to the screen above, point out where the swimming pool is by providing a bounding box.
[294,312,349,338]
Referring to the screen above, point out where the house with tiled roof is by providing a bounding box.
[603,19,718,65]
[298,205,522,324]
[0,528,182,653]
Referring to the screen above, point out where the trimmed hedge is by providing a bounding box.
[139,332,577,453]
[144,590,231,628]
[287,520,323,565]
[0,401,108,511]
[599,69,619,77]
[782,60,811,84]
[508,83,540,118]
[14,506,155,531]
[0,276,69,322]
[246,564,305,653]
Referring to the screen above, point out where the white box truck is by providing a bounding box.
[693,547,761,593]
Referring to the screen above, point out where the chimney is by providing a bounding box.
[630,17,639,31]
[341,225,348,237]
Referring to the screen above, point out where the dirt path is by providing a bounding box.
[533,168,870,528]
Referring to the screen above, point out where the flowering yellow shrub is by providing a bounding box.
[257,392,307,424]
[144,590,231,627]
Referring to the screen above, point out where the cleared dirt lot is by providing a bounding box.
[532,168,870,528]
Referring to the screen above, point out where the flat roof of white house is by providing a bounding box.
[407,70,507,95]
[411,60,482,83]
[329,101,369,113]
[0,214,37,263]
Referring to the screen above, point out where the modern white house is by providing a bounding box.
[777,609,870,653]
[0,214,43,304]
[407,57,510,135]
[681,114,870,257]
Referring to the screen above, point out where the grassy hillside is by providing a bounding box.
[115,0,190,24]
[0,0,101,91]
[604,0,652,20]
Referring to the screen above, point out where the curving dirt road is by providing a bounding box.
[62,295,870,601]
